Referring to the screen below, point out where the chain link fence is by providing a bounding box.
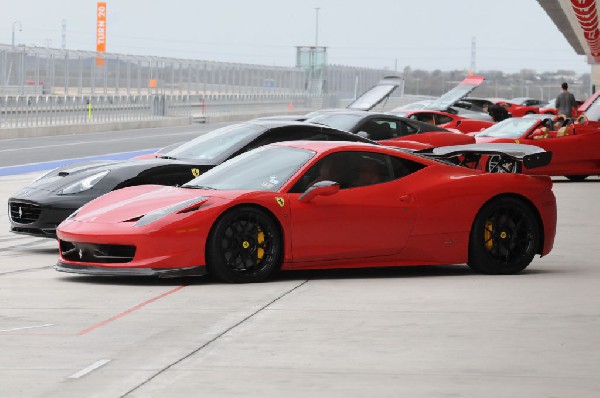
[0,44,393,129]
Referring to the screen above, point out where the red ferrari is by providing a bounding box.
[475,115,600,180]
[492,100,539,117]
[389,110,494,133]
[56,141,556,283]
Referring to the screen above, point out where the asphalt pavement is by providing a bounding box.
[0,129,599,397]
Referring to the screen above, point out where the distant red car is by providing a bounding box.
[538,98,585,116]
[493,100,539,117]
[55,141,556,282]
[475,115,600,180]
[390,109,494,133]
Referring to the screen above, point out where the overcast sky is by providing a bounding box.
[0,0,590,73]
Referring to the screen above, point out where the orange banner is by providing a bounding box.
[96,2,107,66]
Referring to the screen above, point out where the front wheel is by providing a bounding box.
[468,197,540,274]
[565,175,588,182]
[206,206,282,283]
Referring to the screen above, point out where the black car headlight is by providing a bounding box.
[58,171,109,195]
[134,197,209,227]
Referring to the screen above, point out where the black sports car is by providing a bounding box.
[305,110,475,147]
[8,121,375,238]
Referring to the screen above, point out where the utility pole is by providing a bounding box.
[62,19,67,49]
[315,8,320,47]
[471,36,476,73]
[12,21,22,47]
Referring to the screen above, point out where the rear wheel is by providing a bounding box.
[565,175,588,182]
[207,206,282,283]
[468,197,540,274]
[486,155,521,173]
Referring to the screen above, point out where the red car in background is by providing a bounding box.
[389,109,494,133]
[475,114,600,181]
[55,140,556,282]
[538,98,585,116]
[492,99,540,117]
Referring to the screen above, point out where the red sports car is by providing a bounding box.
[492,100,539,117]
[389,110,494,133]
[56,141,556,282]
[475,115,600,180]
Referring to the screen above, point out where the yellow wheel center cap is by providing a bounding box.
[500,232,507,239]
[242,241,250,249]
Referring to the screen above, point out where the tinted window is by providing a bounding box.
[437,114,453,124]
[289,151,425,193]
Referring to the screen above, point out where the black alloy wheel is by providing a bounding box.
[468,197,540,274]
[207,206,282,283]
[486,155,521,174]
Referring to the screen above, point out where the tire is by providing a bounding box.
[206,206,282,283]
[565,175,588,182]
[486,155,521,173]
[468,197,540,274]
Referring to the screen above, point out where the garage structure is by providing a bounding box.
[537,0,600,89]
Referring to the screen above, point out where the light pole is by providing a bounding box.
[12,21,22,47]
[315,7,320,47]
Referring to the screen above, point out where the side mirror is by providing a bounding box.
[298,180,340,202]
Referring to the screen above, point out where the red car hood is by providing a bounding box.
[73,185,232,223]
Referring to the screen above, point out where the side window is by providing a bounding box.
[436,114,453,124]
[289,151,426,193]
[356,119,394,140]
[399,120,419,135]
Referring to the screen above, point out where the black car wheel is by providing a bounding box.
[468,197,540,275]
[207,206,282,283]
[565,175,589,182]
[486,155,521,173]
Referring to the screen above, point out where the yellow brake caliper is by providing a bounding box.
[256,227,265,264]
[484,220,494,250]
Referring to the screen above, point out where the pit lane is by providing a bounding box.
[1,170,599,397]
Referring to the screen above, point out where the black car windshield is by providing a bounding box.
[165,124,263,161]
[306,114,363,131]
[476,118,539,139]
[182,145,315,191]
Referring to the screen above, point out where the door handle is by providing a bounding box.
[399,194,414,203]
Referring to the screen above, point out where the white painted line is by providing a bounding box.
[68,359,111,379]
[0,323,54,333]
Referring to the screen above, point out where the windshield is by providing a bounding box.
[584,95,600,122]
[305,113,363,131]
[182,145,315,191]
[476,118,539,139]
[165,124,263,161]
[424,76,484,111]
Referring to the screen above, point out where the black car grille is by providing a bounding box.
[9,202,42,224]
[60,240,136,264]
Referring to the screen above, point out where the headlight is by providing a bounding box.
[58,170,109,195]
[134,197,209,227]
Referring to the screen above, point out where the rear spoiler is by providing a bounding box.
[416,143,552,170]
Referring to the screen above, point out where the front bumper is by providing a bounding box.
[55,262,207,277]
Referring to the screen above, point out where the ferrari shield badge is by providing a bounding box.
[515,139,520,144]
[275,197,285,207]
[191,168,201,177]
